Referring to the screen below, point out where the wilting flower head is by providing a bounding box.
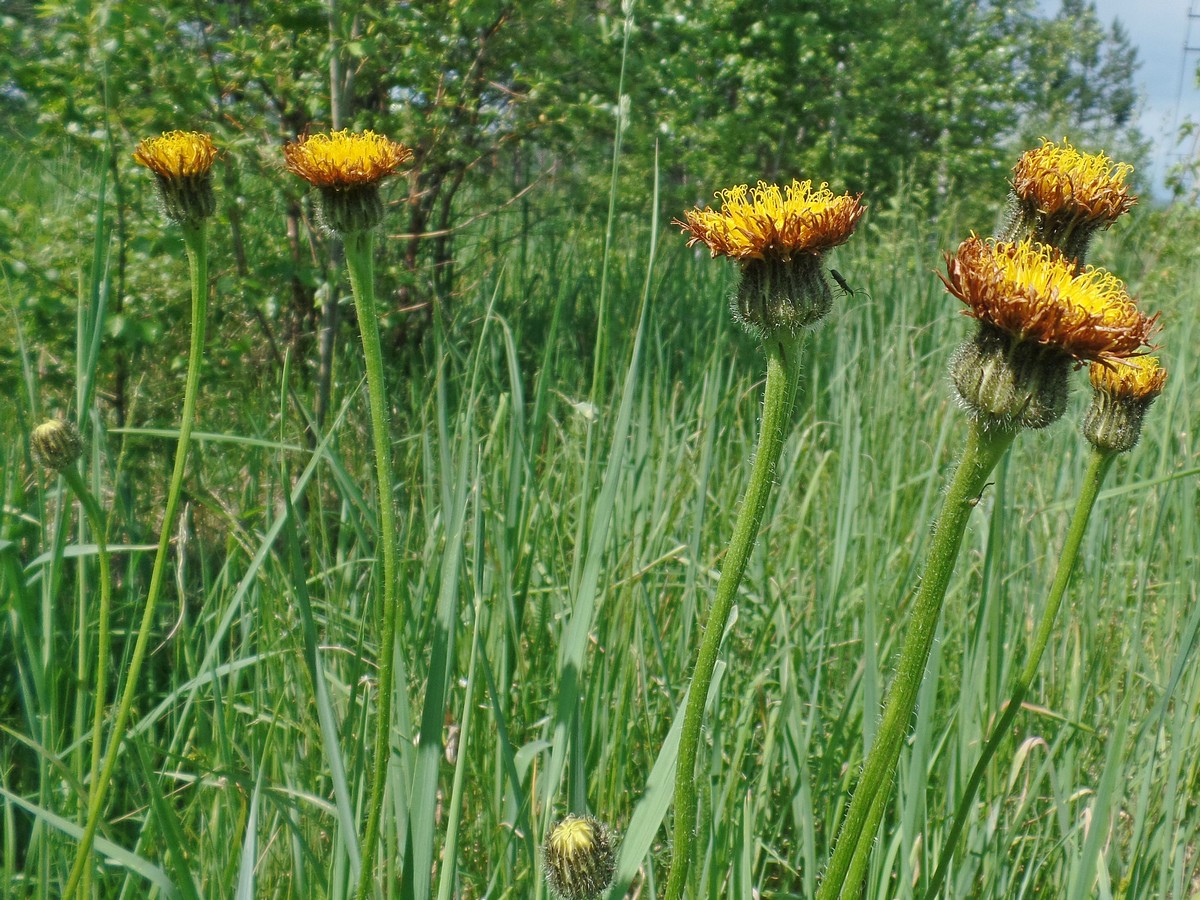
[943,236,1154,429]
[133,131,218,225]
[284,129,412,234]
[676,180,864,335]
[31,419,83,472]
[1002,138,1136,260]
[542,814,616,900]
[1084,355,1167,452]
[943,236,1151,364]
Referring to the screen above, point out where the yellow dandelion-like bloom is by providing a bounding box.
[677,180,864,262]
[133,131,219,224]
[283,129,412,189]
[942,236,1152,363]
[1090,354,1167,401]
[133,131,218,179]
[1012,138,1136,226]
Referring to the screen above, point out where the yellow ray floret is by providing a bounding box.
[133,131,218,179]
[1090,354,1167,401]
[942,236,1153,362]
[283,129,413,189]
[1012,138,1135,225]
[677,180,864,261]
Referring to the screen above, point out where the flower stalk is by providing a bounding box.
[663,333,804,900]
[282,126,412,898]
[345,227,404,900]
[30,419,112,899]
[923,354,1165,897]
[816,419,1017,899]
[922,445,1114,898]
[666,178,863,898]
[65,220,208,897]
[817,221,1154,896]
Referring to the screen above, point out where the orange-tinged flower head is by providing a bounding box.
[1089,355,1167,402]
[1084,354,1167,452]
[1012,138,1135,227]
[677,180,864,262]
[942,236,1152,364]
[283,129,412,189]
[133,131,218,180]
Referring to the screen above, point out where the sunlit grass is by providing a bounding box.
[1,149,1198,899]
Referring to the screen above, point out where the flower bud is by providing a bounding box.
[543,814,617,900]
[31,419,83,472]
[950,324,1070,430]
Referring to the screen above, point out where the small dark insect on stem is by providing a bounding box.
[829,268,855,296]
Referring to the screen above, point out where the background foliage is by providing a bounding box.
[2,1,1198,898]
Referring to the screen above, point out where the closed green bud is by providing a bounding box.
[950,325,1070,430]
[31,419,83,472]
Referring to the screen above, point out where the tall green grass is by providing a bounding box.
[2,150,1198,899]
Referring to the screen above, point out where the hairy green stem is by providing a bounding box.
[65,222,207,897]
[348,229,402,900]
[60,465,111,900]
[663,334,804,900]
[817,419,1016,900]
[922,447,1115,899]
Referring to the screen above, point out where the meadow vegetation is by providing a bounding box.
[2,1,1199,898]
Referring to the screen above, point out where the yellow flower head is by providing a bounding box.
[1089,355,1167,402]
[676,180,864,261]
[283,129,413,189]
[133,131,218,180]
[543,814,616,900]
[942,236,1152,363]
[1012,138,1135,226]
[547,816,598,857]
